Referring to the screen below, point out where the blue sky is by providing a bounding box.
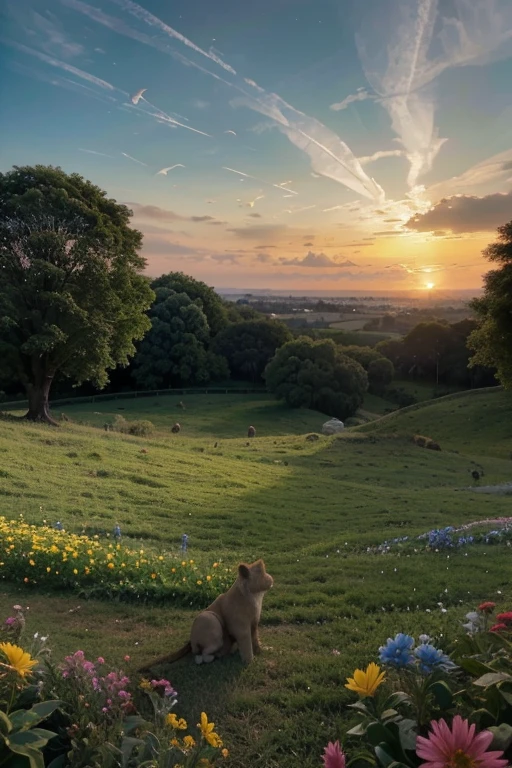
[1,0,511,292]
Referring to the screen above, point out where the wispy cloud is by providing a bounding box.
[106,0,237,74]
[358,149,404,165]
[348,0,512,189]
[2,39,117,91]
[79,148,113,157]
[121,152,147,166]
[330,88,372,112]
[425,148,512,200]
[31,10,84,58]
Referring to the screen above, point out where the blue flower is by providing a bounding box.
[414,643,456,674]
[379,633,415,668]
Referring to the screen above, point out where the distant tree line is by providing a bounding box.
[0,165,509,424]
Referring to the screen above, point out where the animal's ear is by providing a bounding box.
[252,559,264,571]
[238,563,250,579]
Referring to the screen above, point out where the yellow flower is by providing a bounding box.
[0,642,38,677]
[29,559,35,566]
[107,562,114,570]
[166,713,187,730]
[181,561,186,566]
[221,748,229,758]
[170,738,180,747]
[213,563,219,568]
[206,575,212,582]
[197,580,202,585]
[139,678,152,691]
[198,712,223,748]
[345,662,386,698]
[189,559,194,564]
[46,567,51,573]
[183,735,196,749]
[171,567,176,573]
[73,569,78,575]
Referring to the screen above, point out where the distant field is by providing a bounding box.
[1,387,511,767]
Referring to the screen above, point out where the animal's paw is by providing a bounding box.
[262,645,274,651]
[195,655,204,665]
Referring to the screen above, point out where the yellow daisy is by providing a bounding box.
[0,642,38,677]
[345,662,386,698]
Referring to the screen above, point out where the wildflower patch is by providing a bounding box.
[0,516,231,606]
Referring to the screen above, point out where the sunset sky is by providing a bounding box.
[1,0,511,293]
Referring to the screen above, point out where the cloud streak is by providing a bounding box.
[346,0,512,189]
[406,191,512,233]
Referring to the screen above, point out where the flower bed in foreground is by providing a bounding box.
[0,606,228,767]
[0,516,231,606]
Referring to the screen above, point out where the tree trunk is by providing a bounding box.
[25,371,57,425]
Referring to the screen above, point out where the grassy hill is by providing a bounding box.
[355,386,510,459]
[0,389,511,767]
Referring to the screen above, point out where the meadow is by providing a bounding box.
[1,389,511,767]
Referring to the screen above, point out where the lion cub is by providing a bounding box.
[137,559,273,671]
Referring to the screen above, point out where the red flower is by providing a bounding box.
[478,602,496,613]
[490,623,508,633]
[495,612,512,624]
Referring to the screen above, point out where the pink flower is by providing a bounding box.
[118,690,131,700]
[124,655,130,662]
[322,741,346,768]
[416,715,508,768]
[97,657,105,664]
[4,617,16,626]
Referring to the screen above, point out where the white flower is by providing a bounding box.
[419,634,431,643]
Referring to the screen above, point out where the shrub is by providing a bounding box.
[127,419,154,437]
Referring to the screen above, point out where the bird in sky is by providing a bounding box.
[131,88,147,105]
[224,130,237,136]
[156,164,186,175]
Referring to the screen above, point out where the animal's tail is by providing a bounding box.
[137,642,191,673]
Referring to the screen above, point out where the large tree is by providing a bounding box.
[468,222,512,388]
[212,319,292,382]
[151,272,229,336]
[132,287,229,388]
[264,336,368,419]
[0,165,154,422]
[340,344,395,394]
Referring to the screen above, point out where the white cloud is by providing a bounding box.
[330,88,373,112]
[352,0,512,188]
[358,149,404,165]
[281,251,358,268]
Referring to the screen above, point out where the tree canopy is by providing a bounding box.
[468,222,512,388]
[132,287,229,388]
[0,165,154,422]
[264,336,368,419]
[212,319,292,381]
[340,345,394,394]
[151,272,229,337]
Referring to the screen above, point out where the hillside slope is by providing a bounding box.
[356,387,511,459]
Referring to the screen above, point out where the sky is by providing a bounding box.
[1,0,512,294]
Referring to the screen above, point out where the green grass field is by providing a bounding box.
[1,390,511,767]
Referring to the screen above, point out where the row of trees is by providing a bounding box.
[0,165,510,423]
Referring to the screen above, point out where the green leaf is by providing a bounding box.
[47,755,67,768]
[348,701,371,713]
[488,724,512,751]
[28,700,62,719]
[5,740,45,768]
[122,714,150,734]
[429,680,453,709]
[397,719,417,752]
[0,711,12,736]
[9,729,54,749]
[121,736,144,768]
[374,744,398,767]
[347,723,368,737]
[473,672,511,688]
[367,723,396,748]
[385,692,411,709]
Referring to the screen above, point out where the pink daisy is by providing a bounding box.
[417,715,508,768]
[322,740,346,768]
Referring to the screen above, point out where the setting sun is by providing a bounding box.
[425,282,435,290]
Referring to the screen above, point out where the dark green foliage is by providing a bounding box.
[150,272,229,336]
[340,345,395,395]
[264,336,368,419]
[0,165,154,422]
[212,320,292,381]
[132,287,229,388]
[468,222,512,388]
